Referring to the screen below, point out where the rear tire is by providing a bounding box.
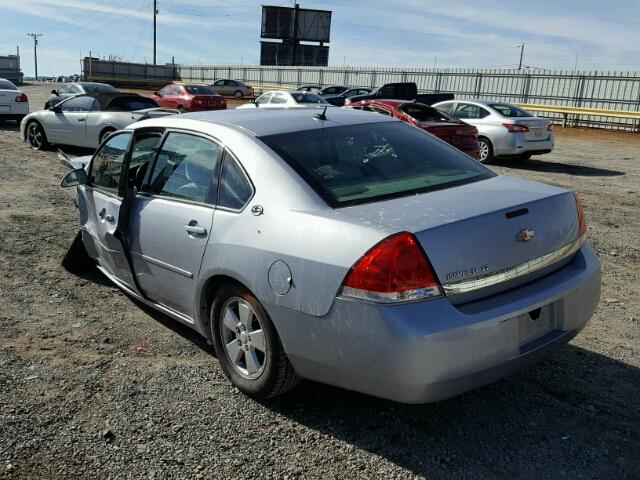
[211,283,299,399]
[62,231,94,273]
[177,106,186,113]
[234,90,243,98]
[26,121,49,150]
[477,137,494,163]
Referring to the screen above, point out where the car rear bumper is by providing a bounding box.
[267,243,600,403]
[495,135,554,156]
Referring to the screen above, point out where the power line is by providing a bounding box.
[27,33,42,79]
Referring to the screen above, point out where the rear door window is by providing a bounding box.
[435,102,455,114]
[270,93,287,104]
[454,103,490,119]
[217,155,253,210]
[147,132,222,204]
[60,96,96,112]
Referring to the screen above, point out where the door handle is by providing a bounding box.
[77,118,85,122]
[184,222,206,236]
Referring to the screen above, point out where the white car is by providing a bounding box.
[21,93,176,150]
[236,90,330,109]
[0,78,29,125]
[433,100,554,163]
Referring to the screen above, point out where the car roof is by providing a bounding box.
[69,93,151,110]
[132,106,397,137]
[73,82,112,87]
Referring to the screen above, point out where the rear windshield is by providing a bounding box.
[400,104,453,122]
[0,80,17,90]
[83,83,118,93]
[489,103,533,118]
[107,97,158,111]
[185,85,216,95]
[260,122,493,207]
[291,93,327,104]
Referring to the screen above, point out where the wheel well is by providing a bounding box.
[198,274,250,340]
[100,127,116,142]
[478,135,492,147]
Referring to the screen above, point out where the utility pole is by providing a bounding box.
[517,43,525,70]
[153,0,158,65]
[27,33,42,80]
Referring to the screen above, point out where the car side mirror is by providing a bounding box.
[51,89,57,95]
[61,168,89,188]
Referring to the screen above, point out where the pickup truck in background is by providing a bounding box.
[345,82,453,106]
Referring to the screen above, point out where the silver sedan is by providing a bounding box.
[60,107,599,403]
[433,100,554,163]
[22,93,177,150]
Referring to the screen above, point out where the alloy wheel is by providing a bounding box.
[478,140,490,162]
[27,123,43,149]
[220,297,267,380]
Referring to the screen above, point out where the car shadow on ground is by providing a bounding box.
[257,345,640,478]
[0,122,20,131]
[494,157,625,177]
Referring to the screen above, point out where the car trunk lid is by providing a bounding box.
[513,117,551,141]
[420,122,477,146]
[339,175,579,301]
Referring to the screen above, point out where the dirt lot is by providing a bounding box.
[1,83,639,479]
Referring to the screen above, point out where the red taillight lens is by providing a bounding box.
[15,93,28,103]
[503,123,529,133]
[341,232,442,303]
[574,193,587,244]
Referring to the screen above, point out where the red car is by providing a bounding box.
[347,99,479,158]
[151,84,226,112]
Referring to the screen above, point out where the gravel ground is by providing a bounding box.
[1,83,639,480]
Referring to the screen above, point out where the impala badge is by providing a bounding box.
[517,229,535,242]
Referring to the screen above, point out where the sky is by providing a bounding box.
[1,0,639,77]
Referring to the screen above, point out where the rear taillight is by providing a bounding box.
[574,193,587,244]
[15,93,28,103]
[502,123,529,133]
[341,232,442,303]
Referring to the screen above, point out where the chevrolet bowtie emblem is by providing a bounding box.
[517,229,535,242]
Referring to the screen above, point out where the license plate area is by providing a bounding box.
[518,303,556,346]
[0,105,10,113]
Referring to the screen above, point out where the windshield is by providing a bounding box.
[400,104,453,122]
[291,93,328,104]
[260,122,493,207]
[0,80,17,90]
[83,83,118,93]
[489,103,533,118]
[185,85,216,95]
[107,97,158,111]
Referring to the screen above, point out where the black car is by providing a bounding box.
[45,82,119,109]
[324,87,372,107]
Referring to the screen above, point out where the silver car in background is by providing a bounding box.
[60,107,599,404]
[22,93,177,150]
[209,79,254,98]
[236,90,330,109]
[433,100,554,163]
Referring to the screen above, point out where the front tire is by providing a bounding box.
[211,283,299,399]
[234,90,243,98]
[26,121,49,150]
[477,137,494,163]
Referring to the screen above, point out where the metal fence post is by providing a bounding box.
[475,72,483,97]
[318,68,324,87]
[435,72,442,93]
[522,72,531,103]
[277,68,282,86]
[371,70,377,89]
[297,68,302,87]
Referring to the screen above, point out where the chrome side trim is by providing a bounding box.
[442,238,581,296]
[131,251,193,278]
